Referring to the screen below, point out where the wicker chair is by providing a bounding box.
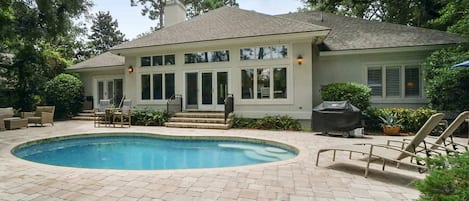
[22,106,55,127]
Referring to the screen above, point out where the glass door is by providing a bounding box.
[199,71,229,110]
[186,72,198,109]
[96,78,123,108]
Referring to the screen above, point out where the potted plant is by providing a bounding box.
[379,113,402,135]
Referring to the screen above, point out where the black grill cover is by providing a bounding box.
[312,101,361,132]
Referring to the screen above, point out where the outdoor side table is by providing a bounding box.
[4,118,28,130]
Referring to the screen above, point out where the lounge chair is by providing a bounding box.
[94,99,110,127]
[316,113,445,177]
[392,111,469,154]
[22,106,55,127]
[112,99,131,128]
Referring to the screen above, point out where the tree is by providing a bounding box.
[0,0,92,110]
[131,0,238,29]
[301,0,445,28]
[88,11,127,55]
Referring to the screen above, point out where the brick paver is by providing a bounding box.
[0,120,446,200]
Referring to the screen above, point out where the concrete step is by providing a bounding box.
[169,117,232,124]
[173,112,233,118]
[164,122,231,129]
[184,109,224,113]
[77,112,94,117]
[82,110,95,113]
[72,116,94,121]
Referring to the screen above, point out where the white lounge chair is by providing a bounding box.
[316,113,445,177]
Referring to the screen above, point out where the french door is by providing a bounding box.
[185,71,229,110]
[96,78,123,107]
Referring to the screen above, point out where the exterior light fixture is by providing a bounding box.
[296,55,304,65]
[128,65,134,73]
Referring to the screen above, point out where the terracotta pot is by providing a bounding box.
[383,125,401,136]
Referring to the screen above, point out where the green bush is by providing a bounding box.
[131,109,168,126]
[414,152,469,201]
[423,44,469,111]
[233,115,301,131]
[44,73,84,119]
[320,82,371,111]
[364,107,436,133]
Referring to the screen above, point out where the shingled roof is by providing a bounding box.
[111,6,330,51]
[69,52,124,70]
[278,11,467,51]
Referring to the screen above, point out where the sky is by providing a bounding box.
[89,0,305,40]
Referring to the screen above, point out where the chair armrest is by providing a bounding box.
[21,112,35,118]
[41,112,54,123]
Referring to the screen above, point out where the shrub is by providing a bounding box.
[414,152,469,201]
[423,44,469,111]
[364,107,436,133]
[131,109,168,126]
[44,73,84,119]
[232,115,301,131]
[320,82,371,111]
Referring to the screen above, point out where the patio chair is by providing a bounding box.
[113,99,132,128]
[94,99,110,127]
[316,113,445,177]
[392,111,469,154]
[22,106,55,127]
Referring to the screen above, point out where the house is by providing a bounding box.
[68,1,467,127]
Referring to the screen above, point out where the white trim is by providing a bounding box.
[137,71,176,105]
[67,66,124,72]
[92,75,125,108]
[320,44,454,56]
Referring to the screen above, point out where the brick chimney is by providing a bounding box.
[164,0,186,27]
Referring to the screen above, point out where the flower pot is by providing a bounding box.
[383,125,401,136]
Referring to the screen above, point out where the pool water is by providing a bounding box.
[12,134,297,170]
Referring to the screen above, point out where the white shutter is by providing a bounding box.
[386,66,401,97]
[367,67,382,97]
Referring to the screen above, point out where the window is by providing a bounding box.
[367,64,421,98]
[140,73,175,100]
[240,45,288,60]
[141,57,151,67]
[241,67,287,100]
[184,50,230,64]
[141,54,175,67]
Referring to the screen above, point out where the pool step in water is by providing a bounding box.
[165,111,234,129]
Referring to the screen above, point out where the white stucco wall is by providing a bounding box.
[313,49,434,108]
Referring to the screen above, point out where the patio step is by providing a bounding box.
[165,110,233,129]
[72,110,95,121]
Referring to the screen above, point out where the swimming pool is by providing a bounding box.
[12,133,298,170]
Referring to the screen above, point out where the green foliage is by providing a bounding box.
[44,74,84,119]
[429,0,469,36]
[364,107,436,132]
[185,0,238,17]
[131,109,168,126]
[423,45,469,111]
[378,113,402,127]
[233,115,301,131]
[88,11,128,55]
[414,152,469,201]
[320,82,371,111]
[302,0,444,28]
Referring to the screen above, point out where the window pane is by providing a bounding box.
[241,69,254,99]
[210,50,229,62]
[165,73,175,99]
[141,57,151,67]
[184,53,195,64]
[98,81,104,101]
[141,74,151,100]
[386,67,401,97]
[217,72,228,104]
[202,73,212,104]
[256,47,271,60]
[405,66,420,97]
[153,74,162,100]
[164,55,175,65]
[257,68,270,99]
[273,68,287,99]
[195,52,207,63]
[271,45,288,59]
[240,48,255,60]
[152,56,163,66]
[367,67,382,96]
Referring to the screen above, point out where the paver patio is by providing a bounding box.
[1,120,453,201]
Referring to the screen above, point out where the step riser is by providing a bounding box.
[169,118,231,124]
[165,123,230,130]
